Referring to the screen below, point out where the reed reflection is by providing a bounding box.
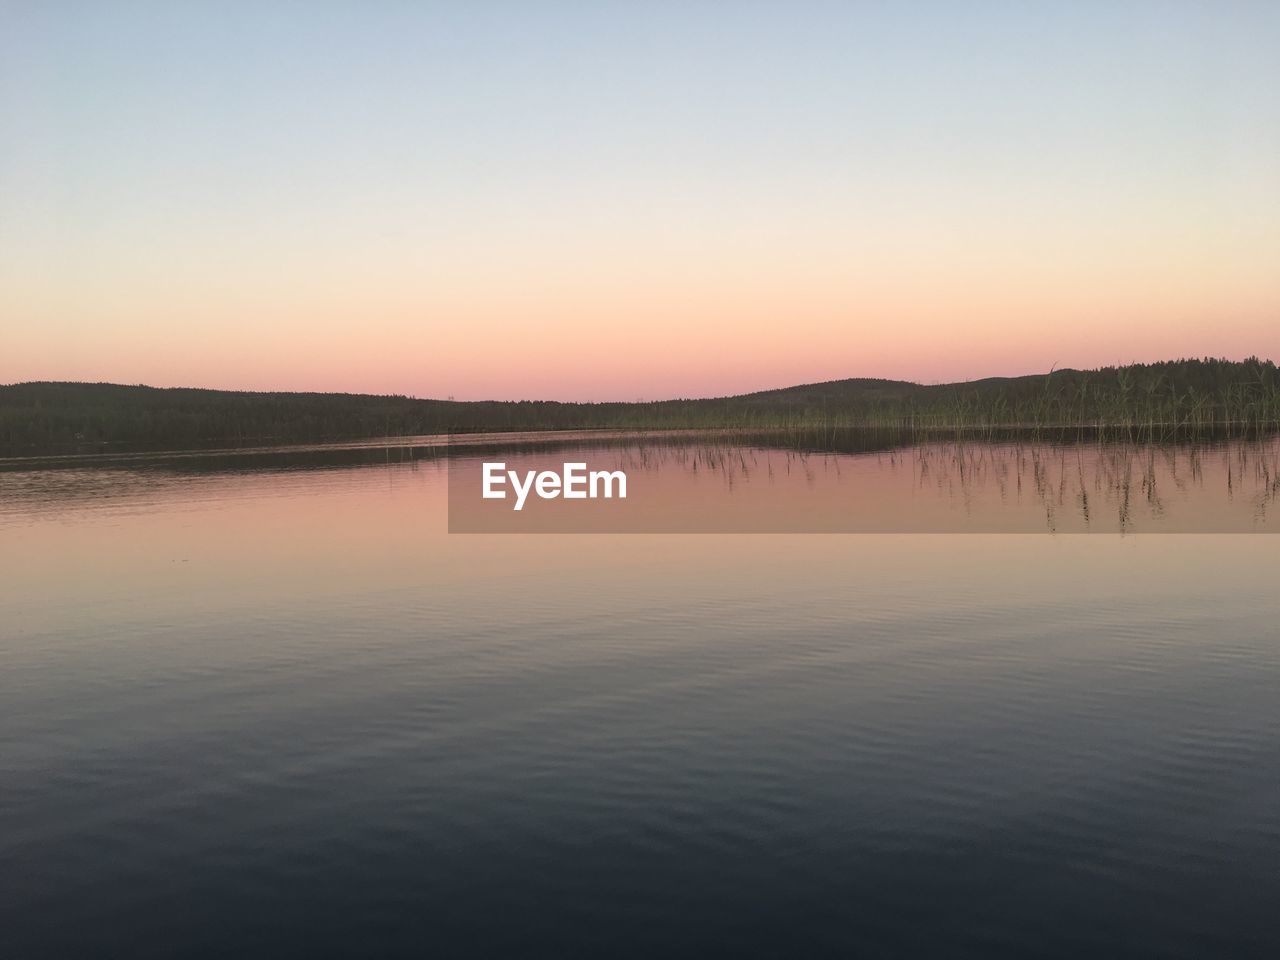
[452,435,1280,533]
[3,430,1277,533]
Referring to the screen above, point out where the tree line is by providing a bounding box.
[1,357,1276,451]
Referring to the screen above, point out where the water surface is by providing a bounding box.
[2,435,1279,957]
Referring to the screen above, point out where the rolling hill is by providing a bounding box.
[2,357,1277,450]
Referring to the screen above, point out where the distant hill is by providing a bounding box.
[732,377,925,403]
[1,357,1277,450]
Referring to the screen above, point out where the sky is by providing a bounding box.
[2,1,1278,401]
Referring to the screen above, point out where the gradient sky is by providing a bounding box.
[2,1,1278,400]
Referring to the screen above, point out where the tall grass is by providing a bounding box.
[701,367,1280,444]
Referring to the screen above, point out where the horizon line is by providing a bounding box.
[5,355,1277,405]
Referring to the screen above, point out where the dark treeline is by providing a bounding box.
[2,357,1278,451]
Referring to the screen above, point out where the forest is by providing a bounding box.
[2,357,1277,451]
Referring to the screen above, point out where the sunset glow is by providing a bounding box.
[3,2,1278,399]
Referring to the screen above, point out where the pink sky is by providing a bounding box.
[4,3,1278,401]
[5,222,1276,400]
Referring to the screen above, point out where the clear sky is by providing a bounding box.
[2,1,1278,400]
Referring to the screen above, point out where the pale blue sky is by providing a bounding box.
[3,1,1278,397]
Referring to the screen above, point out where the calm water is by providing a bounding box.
[3,436,1279,957]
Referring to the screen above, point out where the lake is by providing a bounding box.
[2,433,1279,957]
